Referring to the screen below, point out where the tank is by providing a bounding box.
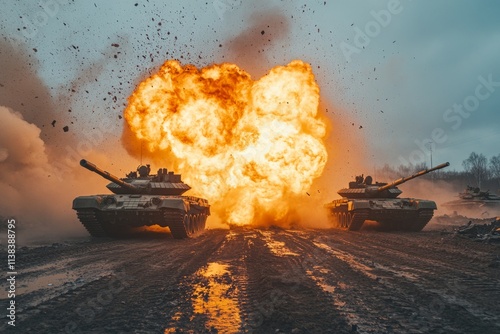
[442,185,500,217]
[72,159,210,239]
[324,162,450,231]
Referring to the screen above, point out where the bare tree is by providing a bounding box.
[490,154,500,186]
[462,152,489,188]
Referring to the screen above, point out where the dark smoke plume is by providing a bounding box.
[225,9,290,77]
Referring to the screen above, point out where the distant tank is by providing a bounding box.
[324,162,450,231]
[73,159,210,239]
[442,185,500,217]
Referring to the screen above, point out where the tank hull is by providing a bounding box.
[441,200,500,218]
[72,194,210,239]
[324,198,437,231]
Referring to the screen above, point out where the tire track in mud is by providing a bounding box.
[241,229,351,333]
[319,230,500,331]
[5,227,500,333]
[163,228,351,333]
[164,230,246,333]
[7,230,228,333]
[279,229,500,334]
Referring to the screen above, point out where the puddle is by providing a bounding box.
[305,267,339,294]
[260,231,299,257]
[191,262,241,333]
[17,260,114,296]
[17,272,79,295]
[18,261,77,295]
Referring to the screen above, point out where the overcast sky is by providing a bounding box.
[1,0,500,172]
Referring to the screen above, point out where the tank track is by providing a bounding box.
[408,209,434,232]
[348,209,370,231]
[378,209,434,232]
[329,209,369,231]
[163,210,207,239]
[76,209,108,237]
[76,209,207,239]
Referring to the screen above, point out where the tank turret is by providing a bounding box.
[442,184,500,217]
[80,159,191,196]
[338,162,450,199]
[325,162,450,232]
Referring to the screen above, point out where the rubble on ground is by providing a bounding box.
[456,218,500,242]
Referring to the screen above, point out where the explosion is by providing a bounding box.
[124,59,327,226]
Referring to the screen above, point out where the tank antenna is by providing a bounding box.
[140,140,143,165]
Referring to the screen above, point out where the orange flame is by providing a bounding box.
[124,60,328,226]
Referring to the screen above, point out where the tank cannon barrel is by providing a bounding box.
[377,162,450,192]
[80,159,139,192]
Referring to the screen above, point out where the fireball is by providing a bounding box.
[124,59,327,226]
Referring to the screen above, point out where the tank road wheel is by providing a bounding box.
[330,212,337,227]
[196,215,203,232]
[332,212,343,229]
[346,213,353,229]
[165,211,191,239]
[342,213,348,228]
[192,214,198,233]
[188,215,196,236]
[186,215,194,237]
[336,213,341,228]
[200,214,207,230]
[335,213,341,228]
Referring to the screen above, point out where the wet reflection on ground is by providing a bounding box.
[260,231,299,257]
[191,262,241,333]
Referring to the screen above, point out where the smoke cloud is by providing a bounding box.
[0,106,85,242]
[0,39,78,156]
[0,106,125,244]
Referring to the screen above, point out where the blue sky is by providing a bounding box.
[1,0,500,172]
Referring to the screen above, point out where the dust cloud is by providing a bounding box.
[0,106,78,241]
[0,39,77,156]
[0,39,138,244]
[0,106,126,244]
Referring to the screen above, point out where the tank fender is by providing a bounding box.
[72,196,104,210]
[349,200,371,210]
[412,199,437,210]
[156,198,190,212]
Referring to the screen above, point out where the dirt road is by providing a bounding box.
[2,226,500,333]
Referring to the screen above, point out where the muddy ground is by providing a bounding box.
[1,222,500,334]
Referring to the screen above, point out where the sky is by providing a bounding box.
[1,0,499,171]
[1,0,500,236]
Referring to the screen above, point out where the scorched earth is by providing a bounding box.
[2,222,500,334]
